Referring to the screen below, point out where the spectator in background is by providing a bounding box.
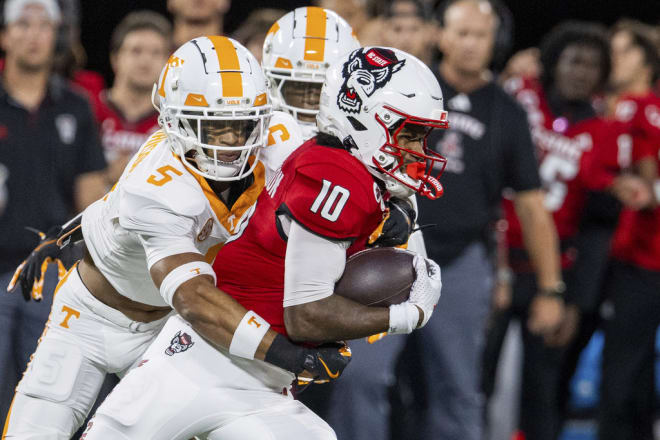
[0,0,105,424]
[495,21,651,440]
[232,8,285,63]
[168,0,230,49]
[315,0,384,46]
[0,0,107,101]
[381,0,435,66]
[54,0,105,100]
[598,19,660,440]
[99,11,171,186]
[412,0,564,438]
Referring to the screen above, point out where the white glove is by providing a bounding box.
[388,255,442,334]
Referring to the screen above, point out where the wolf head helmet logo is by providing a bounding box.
[337,48,405,114]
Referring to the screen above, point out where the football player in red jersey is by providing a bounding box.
[598,20,660,440]
[494,22,652,440]
[216,46,447,341]
[81,46,447,440]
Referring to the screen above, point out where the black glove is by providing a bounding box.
[7,217,83,301]
[368,197,417,247]
[298,341,353,384]
[264,335,352,387]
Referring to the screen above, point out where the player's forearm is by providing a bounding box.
[284,294,390,342]
[636,157,659,208]
[172,279,275,360]
[514,190,562,290]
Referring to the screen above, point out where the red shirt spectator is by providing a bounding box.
[610,93,660,270]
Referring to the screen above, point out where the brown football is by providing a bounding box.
[334,247,416,307]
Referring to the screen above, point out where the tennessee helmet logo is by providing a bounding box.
[165,331,195,356]
[337,48,405,114]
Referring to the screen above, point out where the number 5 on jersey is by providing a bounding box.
[147,165,183,187]
[310,179,350,222]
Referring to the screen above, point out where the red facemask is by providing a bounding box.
[374,105,449,199]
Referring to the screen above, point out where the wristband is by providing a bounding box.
[388,302,419,334]
[160,261,216,306]
[229,311,271,360]
[538,281,566,299]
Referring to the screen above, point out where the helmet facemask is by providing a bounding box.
[163,105,270,181]
[269,73,324,136]
[371,106,448,200]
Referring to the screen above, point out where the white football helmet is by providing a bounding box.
[262,7,360,138]
[153,36,272,181]
[318,47,449,199]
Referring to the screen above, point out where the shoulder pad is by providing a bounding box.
[282,150,384,240]
[118,148,208,234]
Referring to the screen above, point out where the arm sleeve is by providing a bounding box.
[502,104,542,192]
[75,100,107,175]
[283,219,350,307]
[138,233,201,270]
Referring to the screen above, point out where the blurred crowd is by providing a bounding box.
[1,0,660,439]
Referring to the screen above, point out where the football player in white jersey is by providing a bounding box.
[3,36,350,439]
[80,45,446,440]
[262,6,360,141]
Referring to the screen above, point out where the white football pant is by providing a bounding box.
[82,314,337,440]
[3,266,170,439]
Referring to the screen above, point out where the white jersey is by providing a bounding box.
[81,111,303,307]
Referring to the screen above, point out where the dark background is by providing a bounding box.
[81,0,660,83]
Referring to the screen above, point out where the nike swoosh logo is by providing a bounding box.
[319,357,340,379]
[191,96,203,102]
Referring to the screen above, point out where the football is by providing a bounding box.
[334,247,416,307]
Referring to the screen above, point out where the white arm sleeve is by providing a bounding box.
[405,195,427,258]
[283,220,350,307]
[138,234,200,270]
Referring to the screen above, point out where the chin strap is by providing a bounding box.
[406,162,444,200]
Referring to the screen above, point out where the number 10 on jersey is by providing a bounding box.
[310,180,350,222]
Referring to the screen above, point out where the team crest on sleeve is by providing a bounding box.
[165,330,195,356]
[337,48,406,114]
[197,217,213,242]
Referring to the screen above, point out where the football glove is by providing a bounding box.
[388,255,442,334]
[7,216,83,301]
[368,198,417,248]
[408,255,442,327]
[366,332,387,344]
[297,341,352,385]
[264,334,352,389]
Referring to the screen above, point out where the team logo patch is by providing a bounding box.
[197,217,213,241]
[165,330,195,356]
[337,48,405,114]
[55,114,77,144]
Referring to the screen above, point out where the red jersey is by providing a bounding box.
[94,91,160,162]
[213,139,387,335]
[610,92,660,271]
[503,78,613,251]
